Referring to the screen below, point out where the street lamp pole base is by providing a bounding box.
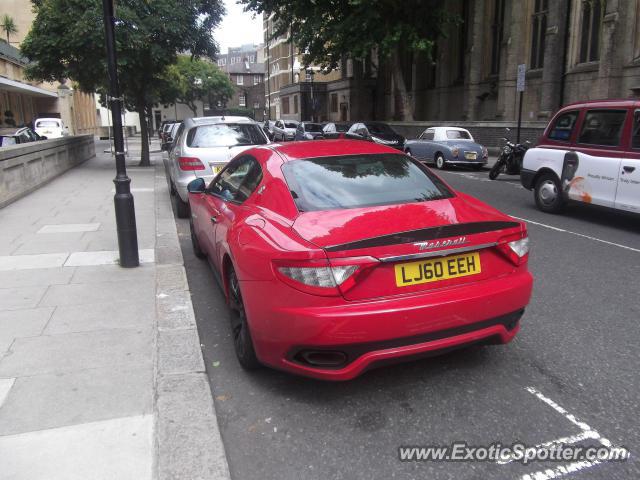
[114,175,139,268]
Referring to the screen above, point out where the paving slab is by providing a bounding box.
[44,299,153,334]
[0,414,153,480]
[0,286,49,311]
[39,279,154,306]
[0,307,54,344]
[0,328,152,377]
[0,365,152,435]
[0,267,74,288]
[69,264,156,284]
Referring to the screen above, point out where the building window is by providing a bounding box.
[490,0,505,75]
[530,0,548,69]
[282,96,290,114]
[293,95,298,114]
[330,93,338,113]
[239,94,246,107]
[254,75,260,85]
[579,0,602,63]
[236,75,243,85]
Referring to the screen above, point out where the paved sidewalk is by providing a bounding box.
[0,137,229,479]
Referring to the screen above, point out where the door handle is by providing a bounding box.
[623,166,635,173]
[210,215,218,224]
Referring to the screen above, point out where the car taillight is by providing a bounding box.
[273,257,378,296]
[451,148,459,158]
[496,232,530,265]
[482,146,489,158]
[178,156,205,171]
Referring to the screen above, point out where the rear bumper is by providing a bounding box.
[242,269,533,380]
[520,168,536,190]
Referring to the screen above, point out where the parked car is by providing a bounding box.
[272,119,299,141]
[0,127,45,147]
[186,139,533,380]
[322,122,353,139]
[294,122,325,140]
[346,122,405,150]
[159,120,176,141]
[167,116,269,218]
[405,127,488,170]
[262,120,276,140]
[34,118,68,139]
[521,99,640,215]
[161,122,180,151]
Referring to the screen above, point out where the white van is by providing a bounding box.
[34,118,69,139]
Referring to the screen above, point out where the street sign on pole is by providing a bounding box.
[102,0,139,268]
[516,64,526,144]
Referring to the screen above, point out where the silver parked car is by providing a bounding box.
[166,116,269,217]
[404,127,488,170]
[272,119,299,141]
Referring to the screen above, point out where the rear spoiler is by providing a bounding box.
[324,221,521,252]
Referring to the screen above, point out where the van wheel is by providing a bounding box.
[173,194,190,218]
[227,267,260,370]
[534,173,565,213]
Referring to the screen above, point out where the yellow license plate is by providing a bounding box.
[212,165,223,174]
[394,252,481,287]
[465,152,477,160]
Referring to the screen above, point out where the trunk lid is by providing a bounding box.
[291,196,524,300]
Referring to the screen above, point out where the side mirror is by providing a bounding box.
[187,178,206,193]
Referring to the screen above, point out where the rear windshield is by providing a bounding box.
[282,154,453,211]
[304,123,323,132]
[446,130,471,139]
[334,123,351,132]
[36,120,60,128]
[284,122,298,129]
[186,124,267,148]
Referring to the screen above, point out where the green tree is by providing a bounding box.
[242,0,457,121]
[162,55,234,116]
[0,14,18,44]
[21,0,224,165]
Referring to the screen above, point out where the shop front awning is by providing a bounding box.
[0,77,58,98]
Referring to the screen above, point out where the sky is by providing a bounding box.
[213,0,263,54]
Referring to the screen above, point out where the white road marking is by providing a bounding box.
[496,431,598,465]
[64,249,155,266]
[515,386,627,480]
[37,223,101,234]
[0,253,69,271]
[511,216,640,253]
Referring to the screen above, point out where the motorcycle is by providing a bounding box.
[489,128,531,180]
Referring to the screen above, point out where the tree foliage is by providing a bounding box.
[21,0,224,164]
[241,0,457,120]
[161,55,234,115]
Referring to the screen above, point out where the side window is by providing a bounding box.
[577,110,627,147]
[548,111,579,142]
[208,156,263,204]
[421,129,435,141]
[632,110,640,150]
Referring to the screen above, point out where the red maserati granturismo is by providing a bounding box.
[186,140,533,380]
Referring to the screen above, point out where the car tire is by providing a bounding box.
[190,219,206,259]
[173,193,190,218]
[227,267,260,370]
[435,153,446,170]
[534,173,565,213]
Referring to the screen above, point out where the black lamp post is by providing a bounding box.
[306,68,315,122]
[102,0,139,268]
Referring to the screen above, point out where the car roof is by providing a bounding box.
[185,116,256,127]
[267,139,401,162]
[35,118,62,123]
[430,126,470,132]
[559,99,640,110]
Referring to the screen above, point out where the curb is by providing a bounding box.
[152,158,231,480]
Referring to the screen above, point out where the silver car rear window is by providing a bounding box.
[186,124,267,148]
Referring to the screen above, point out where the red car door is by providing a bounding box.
[205,155,264,270]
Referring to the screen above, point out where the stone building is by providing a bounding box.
[0,0,99,134]
[215,44,266,120]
